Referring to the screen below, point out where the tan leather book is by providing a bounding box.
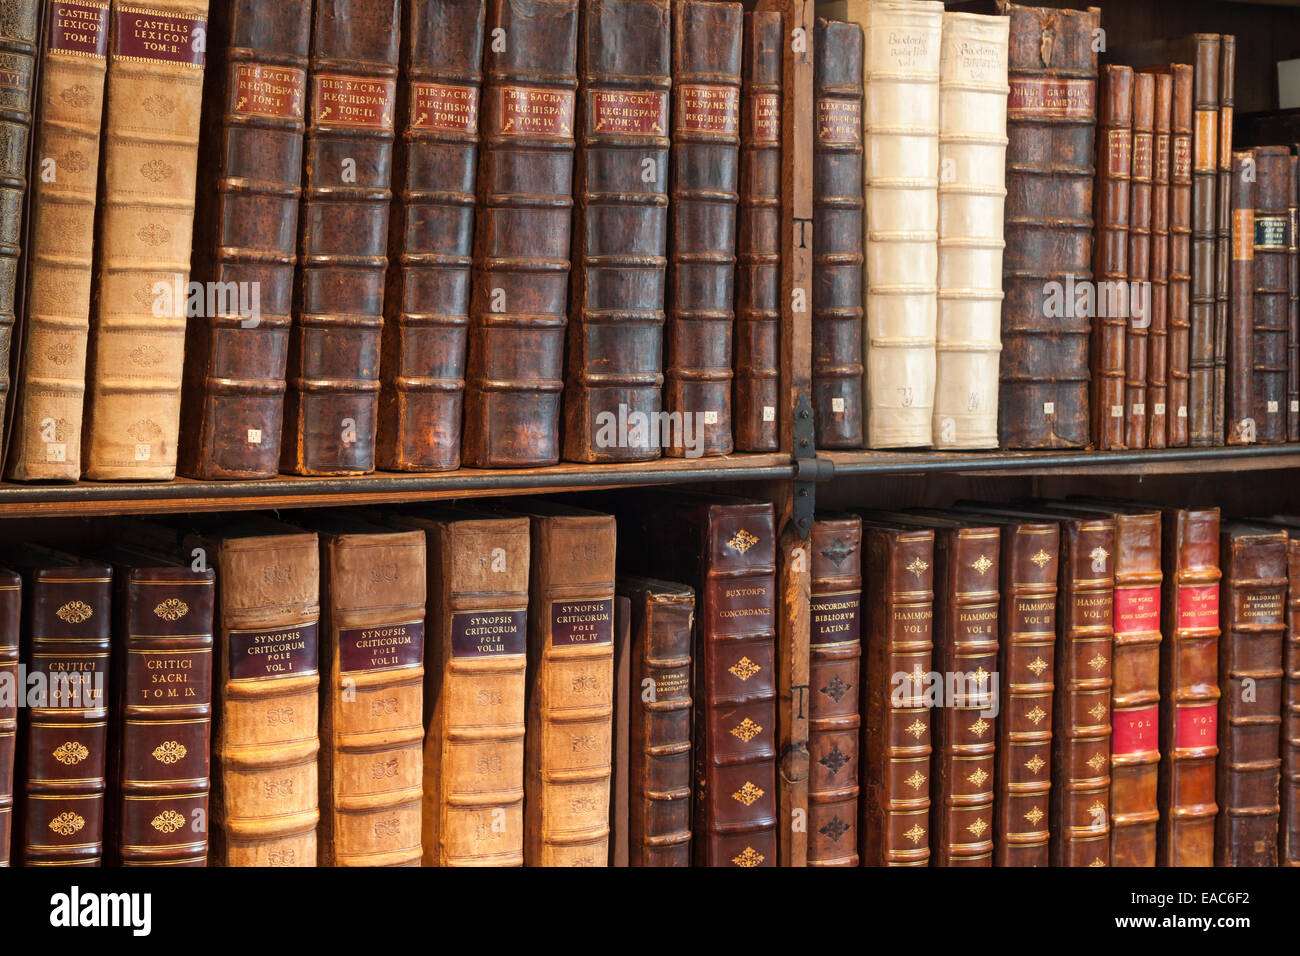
[1168,64,1193,445]
[1145,69,1172,449]
[1125,72,1154,449]
[7,1,109,482]
[934,11,1007,450]
[1258,516,1300,867]
[1092,64,1132,451]
[81,0,208,480]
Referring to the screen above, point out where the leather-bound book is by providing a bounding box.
[282,0,399,476]
[81,0,208,480]
[1188,36,1219,446]
[391,507,528,867]
[9,549,111,865]
[103,548,213,867]
[1227,150,1255,445]
[854,517,933,866]
[811,18,862,450]
[1156,507,1220,867]
[934,11,1007,451]
[1216,524,1286,867]
[1289,154,1299,444]
[1260,517,1300,866]
[609,594,629,865]
[1092,64,1132,451]
[615,575,693,867]
[0,568,18,865]
[7,0,107,482]
[306,515,425,867]
[1145,70,1171,449]
[1253,146,1290,445]
[378,0,485,472]
[520,501,615,866]
[461,0,578,467]
[663,0,742,459]
[996,1,1099,449]
[562,0,670,464]
[1213,37,1235,446]
[178,1,310,480]
[1125,72,1154,449]
[808,515,861,867]
[1168,64,1193,446]
[732,9,780,453]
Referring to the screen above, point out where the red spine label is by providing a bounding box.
[587,89,667,137]
[1111,704,1159,755]
[233,64,306,121]
[1006,77,1095,119]
[1173,134,1192,182]
[124,648,211,703]
[314,73,396,130]
[49,0,109,57]
[751,91,779,143]
[498,85,574,138]
[677,83,740,135]
[811,591,860,646]
[551,598,613,647]
[1155,133,1170,179]
[1114,585,1160,633]
[450,609,526,658]
[113,7,205,67]
[1177,583,1219,629]
[1132,132,1153,179]
[338,621,423,674]
[228,622,319,681]
[1107,128,1132,177]
[410,81,479,133]
[817,98,860,145]
[1175,702,1218,749]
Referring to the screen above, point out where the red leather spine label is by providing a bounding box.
[1006,77,1094,119]
[112,8,206,67]
[676,83,740,134]
[48,1,109,57]
[124,648,211,703]
[1114,585,1160,633]
[313,73,396,131]
[1112,703,1159,755]
[1155,133,1170,177]
[1177,583,1219,629]
[338,620,424,674]
[816,97,859,145]
[587,89,667,136]
[810,591,860,646]
[1175,702,1218,749]
[1173,134,1192,181]
[234,63,306,121]
[228,622,319,680]
[1107,127,1132,176]
[751,91,779,143]
[450,609,526,658]
[1132,131,1152,179]
[410,81,479,133]
[550,599,614,647]
[498,84,574,138]
[29,654,107,706]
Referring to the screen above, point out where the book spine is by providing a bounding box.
[1125,73,1154,449]
[110,567,213,866]
[1156,508,1220,867]
[0,571,20,864]
[1146,71,1171,448]
[994,522,1058,866]
[282,0,400,476]
[808,516,861,866]
[811,18,862,450]
[664,0,742,459]
[1289,153,1299,443]
[562,0,670,464]
[1216,527,1286,867]
[732,9,780,453]
[7,0,106,482]
[1168,64,1193,445]
[1254,146,1290,445]
[178,0,309,479]
[1284,538,1300,866]
[82,0,208,480]
[1228,150,1255,445]
[318,531,425,867]
[1212,35,1235,447]
[1092,65,1132,451]
[1187,34,1220,447]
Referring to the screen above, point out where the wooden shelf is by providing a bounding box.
[823,445,1300,477]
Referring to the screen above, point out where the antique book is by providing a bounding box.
[461,0,578,467]
[609,594,629,865]
[178,1,310,480]
[854,518,934,866]
[1290,154,1299,444]
[308,515,425,867]
[1125,72,1154,449]
[1216,524,1286,867]
[811,17,863,450]
[1254,146,1291,445]
[7,0,107,482]
[1261,518,1300,866]
[391,507,528,867]
[377,0,485,472]
[933,11,1007,450]
[1168,64,1193,446]
[996,1,1099,449]
[732,9,780,453]
[104,549,213,867]
[1145,69,1171,449]
[615,575,693,867]
[562,0,670,464]
[808,516,861,866]
[1213,36,1235,447]
[0,568,18,865]
[663,0,742,459]
[1228,150,1255,445]
[282,0,400,476]
[9,549,111,865]
[1156,507,1220,868]
[81,0,208,480]
[1188,35,1219,446]
[1092,64,1132,451]
[520,502,616,866]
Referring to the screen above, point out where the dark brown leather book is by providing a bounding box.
[615,575,693,867]
[104,550,214,867]
[808,515,861,867]
[180,1,311,480]
[377,0,486,472]
[0,568,18,865]
[1261,518,1300,866]
[1213,36,1235,447]
[997,1,1099,449]
[1189,35,1220,447]
[664,0,742,459]
[732,9,780,453]
[1092,64,1132,451]
[1216,523,1286,867]
[1125,73,1153,449]
[461,0,578,468]
[1156,507,1220,868]
[1146,70,1171,449]
[1228,150,1256,445]
[1254,146,1290,445]
[812,17,863,450]
[1168,64,1193,446]
[9,549,111,866]
[562,0,670,464]
[1289,153,1299,443]
[282,0,400,476]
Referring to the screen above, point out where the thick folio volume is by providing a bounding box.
[461,0,578,468]
[664,0,742,459]
[0,569,16,865]
[283,0,400,476]
[1145,70,1172,448]
[997,2,1099,449]
[562,0,670,464]
[1228,150,1255,445]
[378,0,485,472]
[7,0,107,482]
[82,0,208,480]
[1254,146,1290,444]
[1125,73,1154,449]
[808,516,861,866]
[179,1,310,480]
[811,18,863,450]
